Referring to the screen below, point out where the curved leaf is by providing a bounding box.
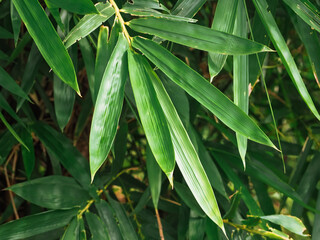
[64,2,115,48]
[132,37,275,148]
[89,33,128,180]
[12,0,79,94]
[9,176,90,209]
[128,50,175,183]
[85,212,109,240]
[128,18,272,55]
[45,0,98,15]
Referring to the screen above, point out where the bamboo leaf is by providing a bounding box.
[10,1,21,46]
[132,37,275,148]
[128,18,272,55]
[282,0,320,33]
[0,66,30,100]
[85,212,109,240]
[19,128,35,180]
[0,209,78,240]
[61,217,78,240]
[252,0,320,120]
[89,33,128,181]
[146,144,162,209]
[233,0,249,167]
[45,0,98,15]
[128,50,175,183]
[12,0,80,94]
[146,64,224,231]
[171,0,206,17]
[208,0,238,78]
[31,122,91,189]
[64,3,115,49]
[9,176,90,209]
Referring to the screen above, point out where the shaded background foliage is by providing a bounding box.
[0,0,320,239]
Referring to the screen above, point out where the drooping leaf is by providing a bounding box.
[282,0,320,33]
[10,1,21,46]
[85,212,109,240]
[12,0,80,94]
[45,0,98,15]
[89,33,128,181]
[0,66,30,100]
[0,209,78,240]
[64,2,115,48]
[252,0,320,120]
[146,144,162,209]
[260,215,309,237]
[233,0,249,167]
[128,50,175,183]
[132,37,275,148]
[208,0,238,78]
[31,122,91,188]
[9,176,90,209]
[128,18,272,55]
[146,65,224,231]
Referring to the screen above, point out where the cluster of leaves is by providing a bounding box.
[0,0,320,239]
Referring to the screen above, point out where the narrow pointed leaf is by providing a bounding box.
[10,1,21,46]
[0,209,78,240]
[252,0,320,120]
[128,50,175,182]
[85,212,109,240]
[0,94,25,126]
[94,26,109,104]
[0,66,30,100]
[31,122,91,188]
[146,65,224,230]
[146,145,162,209]
[208,0,238,78]
[61,217,78,240]
[89,33,128,180]
[171,0,206,17]
[9,176,90,209]
[122,0,169,12]
[128,18,272,55]
[233,0,249,166]
[64,3,115,48]
[282,0,320,33]
[132,37,275,148]
[12,0,79,94]
[0,112,28,149]
[260,215,308,237]
[0,26,13,39]
[20,128,35,179]
[45,0,98,15]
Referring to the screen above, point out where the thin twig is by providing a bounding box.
[155,208,165,240]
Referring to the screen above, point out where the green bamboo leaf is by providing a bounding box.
[45,4,65,32]
[252,0,320,120]
[121,8,197,22]
[16,43,42,111]
[94,26,109,104]
[128,18,272,55]
[208,0,238,78]
[89,33,128,181]
[0,126,18,165]
[79,37,95,102]
[10,1,21,46]
[122,0,169,12]
[107,196,139,240]
[85,212,109,240]
[0,66,30,100]
[9,176,90,209]
[45,0,98,15]
[64,3,115,49]
[61,217,78,240]
[313,190,320,239]
[282,0,320,33]
[74,92,93,139]
[0,26,13,39]
[0,209,78,240]
[259,215,309,237]
[233,0,249,167]
[132,37,276,148]
[78,217,86,240]
[171,0,206,17]
[19,128,35,180]
[95,200,122,240]
[189,210,206,240]
[12,0,80,94]
[146,144,162,209]
[0,49,9,60]
[289,8,320,87]
[0,94,24,127]
[0,112,28,149]
[146,64,224,231]
[31,122,91,189]
[128,50,175,183]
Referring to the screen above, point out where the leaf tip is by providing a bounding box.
[165,171,174,189]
